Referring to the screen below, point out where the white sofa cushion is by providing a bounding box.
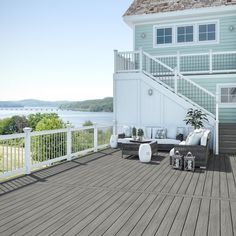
[167,126,177,139]
[186,129,204,145]
[123,126,131,137]
[200,129,211,146]
[145,127,152,139]
[156,139,181,145]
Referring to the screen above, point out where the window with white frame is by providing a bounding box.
[153,21,218,47]
[198,23,216,42]
[220,87,236,104]
[177,26,194,43]
[156,27,172,45]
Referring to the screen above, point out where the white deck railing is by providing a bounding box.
[0,124,112,179]
[155,50,236,74]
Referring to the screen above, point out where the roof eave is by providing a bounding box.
[123,5,236,27]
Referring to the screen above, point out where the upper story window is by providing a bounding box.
[199,23,216,42]
[156,27,172,45]
[220,87,236,104]
[177,26,193,43]
[153,20,219,48]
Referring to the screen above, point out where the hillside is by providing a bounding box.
[59,97,113,112]
[0,99,69,108]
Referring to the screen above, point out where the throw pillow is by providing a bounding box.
[155,128,167,139]
[167,126,177,139]
[186,129,204,145]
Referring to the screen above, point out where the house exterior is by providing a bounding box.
[113,0,236,154]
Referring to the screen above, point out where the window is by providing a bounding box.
[220,87,236,104]
[199,23,216,41]
[156,27,172,45]
[177,26,193,43]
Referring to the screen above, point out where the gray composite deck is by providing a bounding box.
[0,149,236,236]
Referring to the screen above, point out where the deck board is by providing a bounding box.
[0,149,235,236]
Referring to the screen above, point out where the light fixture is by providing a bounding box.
[141,33,146,39]
[229,25,234,31]
[148,88,153,96]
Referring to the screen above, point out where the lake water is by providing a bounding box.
[0,108,113,128]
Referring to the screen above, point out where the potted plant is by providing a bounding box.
[137,128,144,141]
[184,108,208,130]
[132,127,137,140]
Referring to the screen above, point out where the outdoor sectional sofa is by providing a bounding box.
[118,126,184,151]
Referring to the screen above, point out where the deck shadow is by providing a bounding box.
[0,149,119,196]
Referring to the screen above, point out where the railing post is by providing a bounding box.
[66,124,72,161]
[215,95,219,155]
[113,120,117,135]
[139,47,143,72]
[177,51,180,73]
[94,123,98,152]
[174,67,178,94]
[114,50,118,73]
[23,127,32,175]
[209,49,213,74]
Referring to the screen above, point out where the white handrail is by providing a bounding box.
[0,124,113,179]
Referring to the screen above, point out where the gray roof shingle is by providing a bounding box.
[124,0,236,16]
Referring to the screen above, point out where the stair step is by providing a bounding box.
[219,142,236,148]
[220,147,236,155]
[219,135,236,141]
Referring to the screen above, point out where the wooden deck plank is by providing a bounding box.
[128,195,166,236]
[26,189,109,236]
[168,197,192,236]
[141,196,174,236]
[155,196,183,236]
[115,193,157,236]
[40,190,116,236]
[221,200,234,236]
[230,201,236,236]
[77,191,133,236]
[212,157,220,198]
[62,191,125,235]
[102,193,148,236]
[0,150,235,236]
[220,156,229,199]
[208,199,220,236]
[194,198,210,236]
[90,192,143,236]
[182,198,201,236]
[10,188,101,236]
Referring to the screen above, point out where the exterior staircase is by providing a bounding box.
[219,123,236,155]
[115,50,216,119]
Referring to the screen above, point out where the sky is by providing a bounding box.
[0,0,133,101]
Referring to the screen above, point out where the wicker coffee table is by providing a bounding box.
[120,139,158,158]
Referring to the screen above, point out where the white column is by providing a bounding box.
[114,50,118,73]
[113,120,117,135]
[66,125,72,161]
[94,123,98,152]
[23,127,32,175]
[215,101,219,155]
[209,49,213,74]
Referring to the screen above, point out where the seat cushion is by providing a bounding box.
[185,129,204,145]
[156,139,181,145]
